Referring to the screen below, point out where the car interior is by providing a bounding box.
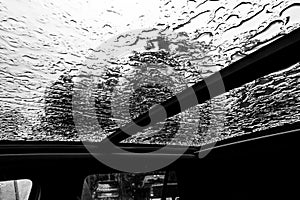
[1,1,300,200]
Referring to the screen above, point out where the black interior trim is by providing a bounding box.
[1,127,300,200]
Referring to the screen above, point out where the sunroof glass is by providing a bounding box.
[122,61,300,146]
[0,0,300,145]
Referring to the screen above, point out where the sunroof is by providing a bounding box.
[0,0,300,145]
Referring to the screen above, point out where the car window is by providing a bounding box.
[0,179,32,200]
[0,0,300,146]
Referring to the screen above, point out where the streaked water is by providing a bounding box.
[0,0,300,146]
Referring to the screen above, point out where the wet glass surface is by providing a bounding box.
[0,0,300,145]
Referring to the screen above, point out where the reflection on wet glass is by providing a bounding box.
[82,171,179,200]
[0,0,300,146]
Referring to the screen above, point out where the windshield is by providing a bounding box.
[1,0,300,146]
